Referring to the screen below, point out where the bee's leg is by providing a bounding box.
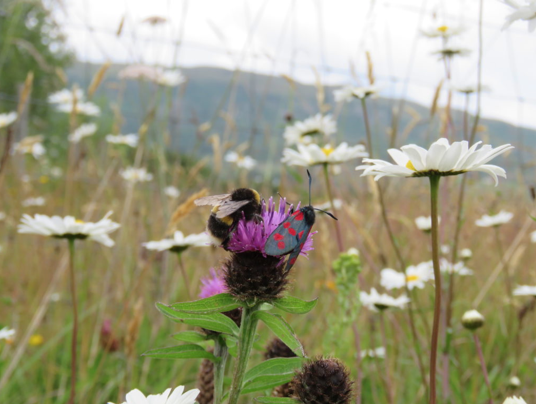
[222,220,239,249]
[253,213,264,224]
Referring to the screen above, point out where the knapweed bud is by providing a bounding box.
[223,251,288,303]
[508,376,521,388]
[461,309,485,330]
[503,397,527,404]
[196,350,214,404]
[265,338,298,397]
[292,357,353,404]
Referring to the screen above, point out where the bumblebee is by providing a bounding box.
[195,188,262,246]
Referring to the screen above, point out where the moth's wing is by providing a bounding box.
[194,194,232,207]
[283,229,311,272]
[264,210,311,256]
[215,200,251,218]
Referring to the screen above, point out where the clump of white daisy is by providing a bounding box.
[18,212,120,247]
[357,138,514,186]
[283,114,337,145]
[360,288,410,311]
[164,186,180,198]
[440,259,473,276]
[12,136,46,159]
[108,385,200,404]
[315,199,343,211]
[22,197,46,207]
[421,24,467,38]
[224,151,256,170]
[155,70,186,87]
[360,346,385,359]
[380,262,434,290]
[475,211,513,227]
[333,85,380,103]
[48,88,84,105]
[0,327,15,341]
[142,231,211,253]
[68,123,97,143]
[120,167,153,183]
[415,216,441,232]
[118,65,185,87]
[513,285,536,297]
[460,248,472,260]
[0,111,18,128]
[282,143,368,167]
[106,134,139,148]
[461,309,485,330]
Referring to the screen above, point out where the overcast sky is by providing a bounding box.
[54,0,536,130]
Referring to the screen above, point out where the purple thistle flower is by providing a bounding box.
[226,197,315,256]
[199,268,228,299]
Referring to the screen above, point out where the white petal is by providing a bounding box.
[425,141,449,170]
[438,141,462,171]
[387,149,409,167]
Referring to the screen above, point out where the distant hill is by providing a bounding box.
[66,62,534,172]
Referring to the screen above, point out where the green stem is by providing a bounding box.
[473,333,493,404]
[322,163,344,253]
[213,335,229,404]
[67,239,78,404]
[177,252,192,300]
[429,175,441,404]
[227,304,260,404]
[361,98,373,158]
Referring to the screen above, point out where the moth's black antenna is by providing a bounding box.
[277,192,292,206]
[314,208,338,221]
[307,169,312,206]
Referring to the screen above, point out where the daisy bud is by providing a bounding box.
[265,338,298,398]
[461,309,485,331]
[223,252,288,303]
[460,248,472,261]
[503,397,527,404]
[508,376,521,388]
[292,357,353,404]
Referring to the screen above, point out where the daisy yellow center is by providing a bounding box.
[75,219,85,224]
[407,275,419,282]
[437,25,449,32]
[322,145,335,156]
[406,160,416,171]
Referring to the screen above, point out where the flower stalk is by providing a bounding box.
[429,175,441,404]
[473,333,493,404]
[67,238,78,404]
[322,163,344,252]
[213,335,229,404]
[227,303,261,404]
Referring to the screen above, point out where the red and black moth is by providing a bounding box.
[264,170,337,272]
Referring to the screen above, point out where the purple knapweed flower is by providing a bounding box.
[199,268,228,299]
[226,197,315,256]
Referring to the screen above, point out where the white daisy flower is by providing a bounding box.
[439,259,473,276]
[68,123,97,144]
[56,101,100,117]
[0,327,15,341]
[333,85,380,103]
[315,199,343,211]
[109,385,200,404]
[356,138,514,186]
[119,65,162,81]
[155,70,186,87]
[142,231,211,253]
[48,88,85,105]
[18,212,120,247]
[12,136,46,159]
[530,230,536,243]
[421,24,467,38]
[460,248,473,259]
[359,287,410,311]
[360,346,385,359]
[120,167,153,183]
[415,216,441,232]
[22,197,46,207]
[106,134,139,148]
[502,397,527,404]
[501,0,536,32]
[380,262,434,290]
[475,211,513,227]
[0,111,18,128]
[433,46,471,59]
[441,244,451,255]
[451,83,491,95]
[283,143,368,167]
[164,186,181,198]
[224,151,257,170]
[513,285,536,296]
[283,114,337,145]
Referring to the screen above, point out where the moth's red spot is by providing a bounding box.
[298,231,304,238]
[278,241,285,249]
[293,211,304,221]
[289,257,297,265]
[274,233,284,241]
[283,222,291,229]
[288,228,297,236]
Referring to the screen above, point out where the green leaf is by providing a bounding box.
[254,312,305,357]
[256,397,297,404]
[244,358,304,384]
[273,296,317,314]
[242,375,295,395]
[157,303,240,336]
[142,344,217,361]
[171,331,208,343]
[169,293,242,314]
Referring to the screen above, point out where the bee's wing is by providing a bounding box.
[215,200,251,218]
[194,194,232,207]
